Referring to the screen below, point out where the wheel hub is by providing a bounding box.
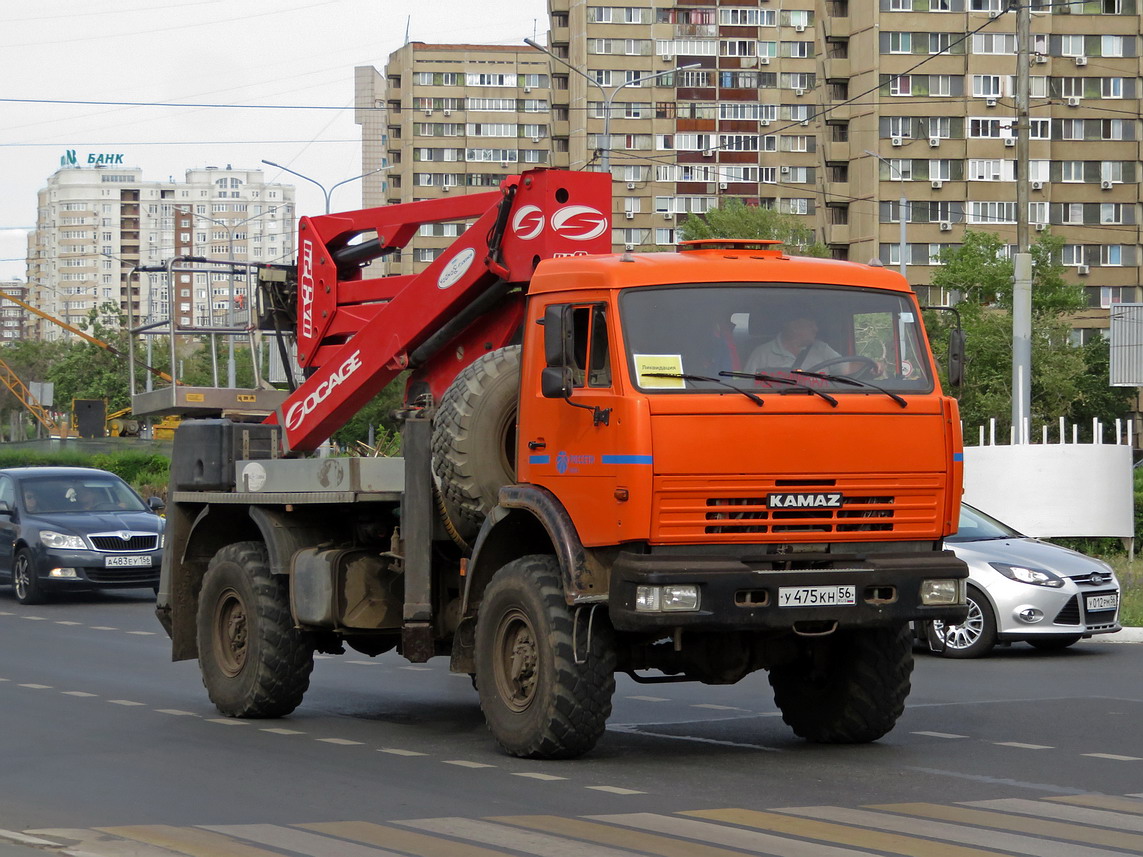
[494,608,538,712]
[933,599,984,650]
[214,588,249,677]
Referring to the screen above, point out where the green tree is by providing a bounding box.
[926,230,1131,435]
[678,199,830,256]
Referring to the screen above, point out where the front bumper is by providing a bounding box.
[33,545,162,591]
[608,549,968,632]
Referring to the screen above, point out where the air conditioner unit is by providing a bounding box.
[986,98,998,107]
[801,119,810,126]
[1077,264,1090,275]
[1034,54,1048,64]
[424,109,433,116]
[663,212,674,220]
[624,211,634,220]
[1031,180,1043,190]
[939,220,953,232]
[759,56,771,65]
[1035,222,1047,231]
[660,53,672,61]
[626,182,636,190]
[1066,96,1081,107]
[531,136,541,143]
[931,179,943,189]
[443,108,451,116]
[1004,137,1016,147]
[794,88,805,97]
[719,182,728,189]
[524,86,532,93]
[891,136,903,147]
[760,118,771,126]
[795,24,806,32]
[1101,180,1114,190]
[442,185,451,192]
[929,136,941,148]
[702,150,714,157]
[1074,56,1087,66]
[780,165,791,174]
[988,9,999,18]
[501,162,509,168]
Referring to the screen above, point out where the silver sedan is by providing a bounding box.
[924,503,1121,658]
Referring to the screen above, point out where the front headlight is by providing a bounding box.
[41,530,87,550]
[989,562,1064,588]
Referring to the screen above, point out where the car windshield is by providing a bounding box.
[946,504,1023,542]
[22,477,148,514]
[620,284,934,395]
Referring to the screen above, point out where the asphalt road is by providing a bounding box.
[1,589,1141,857]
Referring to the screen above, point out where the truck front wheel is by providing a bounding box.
[196,541,314,718]
[474,555,615,759]
[768,622,913,744]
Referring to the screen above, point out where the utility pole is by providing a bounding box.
[1012,0,1033,441]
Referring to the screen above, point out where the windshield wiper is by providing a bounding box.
[791,370,908,408]
[720,370,838,407]
[642,373,764,407]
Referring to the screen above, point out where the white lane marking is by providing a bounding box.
[90,626,119,631]
[55,621,82,626]
[155,709,199,716]
[994,742,1054,750]
[1083,753,1143,761]
[512,772,568,781]
[126,631,156,635]
[774,805,1122,857]
[0,678,7,682]
[21,616,47,621]
[108,700,146,707]
[443,760,495,768]
[1128,793,1143,798]
[626,696,669,702]
[261,727,304,735]
[206,718,250,726]
[317,738,365,745]
[964,798,1143,832]
[400,666,432,671]
[608,723,781,751]
[62,691,97,698]
[0,611,12,616]
[692,704,747,711]
[912,731,968,739]
[18,683,52,689]
[346,660,381,666]
[586,786,646,795]
[379,748,427,757]
[397,817,648,857]
[0,829,59,846]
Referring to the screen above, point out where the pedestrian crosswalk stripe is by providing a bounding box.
[1047,794,1143,815]
[684,808,1007,857]
[300,821,508,857]
[962,798,1143,832]
[397,816,648,857]
[771,805,1125,857]
[207,823,405,857]
[865,802,1143,853]
[97,824,285,857]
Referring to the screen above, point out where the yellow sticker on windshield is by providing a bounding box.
[634,354,686,388]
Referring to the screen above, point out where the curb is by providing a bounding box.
[1083,626,1143,644]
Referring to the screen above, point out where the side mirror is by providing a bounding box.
[541,366,573,400]
[543,304,574,368]
[0,501,12,517]
[148,496,166,512]
[947,328,965,388]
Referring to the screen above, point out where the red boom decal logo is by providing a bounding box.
[284,350,363,432]
[511,205,544,241]
[299,239,315,340]
[551,205,609,241]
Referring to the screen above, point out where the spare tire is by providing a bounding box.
[432,345,521,542]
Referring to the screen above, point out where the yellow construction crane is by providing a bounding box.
[0,358,70,438]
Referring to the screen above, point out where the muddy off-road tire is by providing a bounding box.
[196,541,314,718]
[432,345,521,542]
[474,555,616,759]
[768,622,913,744]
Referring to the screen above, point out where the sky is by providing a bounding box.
[0,0,549,280]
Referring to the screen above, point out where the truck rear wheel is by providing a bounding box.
[432,345,521,542]
[768,622,913,744]
[474,555,615,759]
[196,541,314,718]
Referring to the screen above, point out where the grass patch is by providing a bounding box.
[1105,555,1143,627]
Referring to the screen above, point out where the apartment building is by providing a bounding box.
[0,281,29,341]
[355,42,561,274]
[27,163,295,339]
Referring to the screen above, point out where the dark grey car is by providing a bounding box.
[0,467,164,604]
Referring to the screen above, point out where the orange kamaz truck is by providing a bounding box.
[156,169,967,758]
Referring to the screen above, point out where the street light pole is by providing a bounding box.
[524,38,698,173]
[260,161,387,215]
[864,150,908,279]
[176,204,282,387]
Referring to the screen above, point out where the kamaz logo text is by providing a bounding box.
[766,492,844,509]
[284,350,363,432]
[299,239,315,340]
[510,205,609,242]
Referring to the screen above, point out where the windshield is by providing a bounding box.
[620,284,934,395]
[946,504,1023,542]
[22,476,149,515]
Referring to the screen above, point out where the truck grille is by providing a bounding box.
[653,475,945,543]
[89,533,158,553]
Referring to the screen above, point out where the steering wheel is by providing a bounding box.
[805,354,879,380]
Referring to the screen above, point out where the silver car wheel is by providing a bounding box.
[926,588,997,658]
[936,599,984,650]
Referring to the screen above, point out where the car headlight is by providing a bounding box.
[40,530,87,550]
[989,562,1064,588]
